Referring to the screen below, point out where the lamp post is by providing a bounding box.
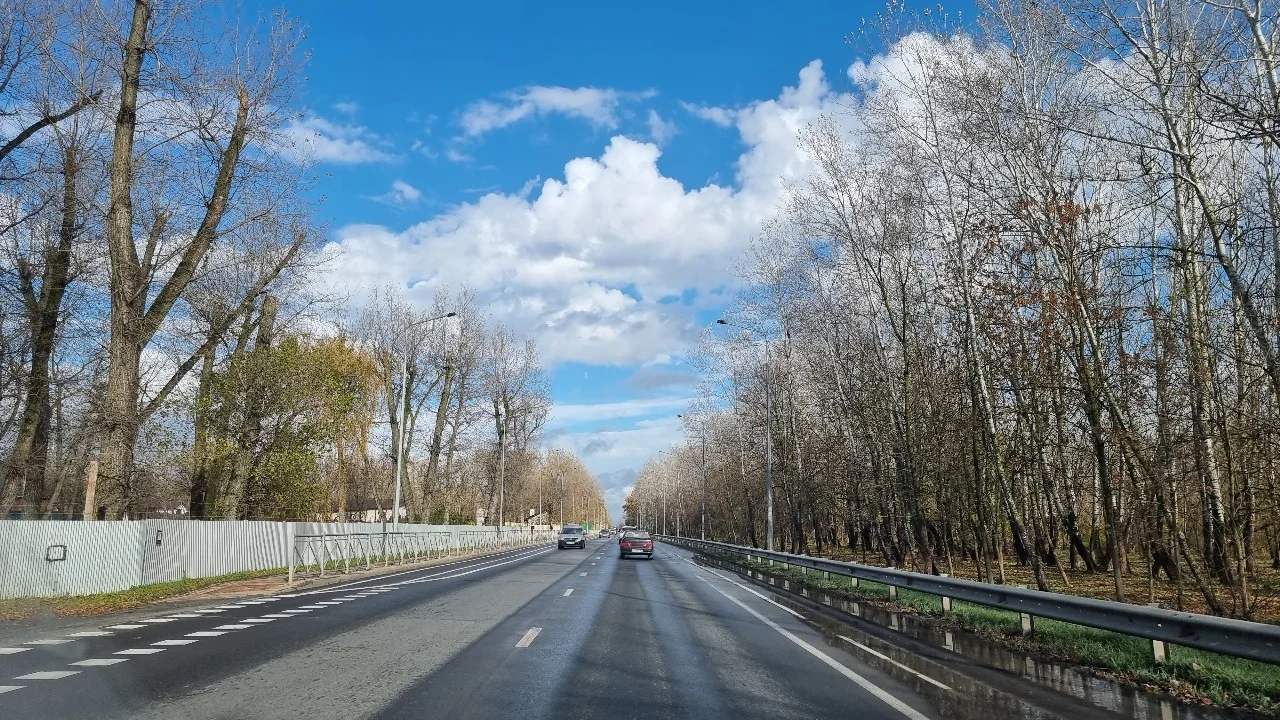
[678,414,708,541]
[717,318,773,551]
[392,311,456,530]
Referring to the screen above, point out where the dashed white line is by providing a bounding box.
[24,639,73,646]
[65,631,113,638]
[837,636,952,690]
[15,671,80,680]
[0,648,31,655]
[237,601,268,605]
[563,588,574,596]
[152,640,198,646]
[69,659,127,667]
[260,614,293,619]
[194,609,225,614]
[0,685,23,694]
[215,605,242,610]
[167,613,204,618]
[315,601,343,605]
[142,618,176,623]
[515,627,542,647]
[280,609,310,614]
[579,572,588,577]
[105,624,145,630]
[591,562,597,566]
[115,648,164,655]
[242,619,274,624]
[214,624,252,630]
[297,605,327,609]
[185,631,227,637]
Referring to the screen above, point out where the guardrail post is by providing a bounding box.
[1016,585,1034,635]
[939,573,952,612]
[888,584,898,601]
[850,576,859,589]
[1147,603,1168,662]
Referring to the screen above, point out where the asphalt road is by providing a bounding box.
[0,539,1006,720]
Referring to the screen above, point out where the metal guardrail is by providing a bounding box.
[289,528,556,582]
[659,535,1280,666]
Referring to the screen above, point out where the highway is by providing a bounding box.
[0,539,1084,720]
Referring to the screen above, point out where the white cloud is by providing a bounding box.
[333,101,359,115]
[646,109,677,146]
[550,396,690,424]
[681,101,735,127]
[445,146,474,163]
[281,115,398,164]
[319,59,846,366]
[459,86,654,138]
[371,180,422,208]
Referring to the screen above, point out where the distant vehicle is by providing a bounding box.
[619,530,653,559]
[617,525,637,543]
[558,524,586,549]
[598,529,611,538]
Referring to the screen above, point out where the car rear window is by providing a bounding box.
[626,532,651,540]
[561,526,582,533]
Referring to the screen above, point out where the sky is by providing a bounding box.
[277,0,944,522]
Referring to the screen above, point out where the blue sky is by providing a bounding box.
[277,0,926,521]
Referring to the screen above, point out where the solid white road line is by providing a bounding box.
[301,546,550,595]
[694,574,932,720]
[24,639,73,646]
[563,588,574,596]
[114,648,164,655]
[237,600,268,605]
[0,685,24,694]
[14,671,80,680]
[0,648,31,654]
[679,555,804,619]
[105,624,145,630]
[214,624,252,630]
[66,631,113,638]
[396,549,554,587]
[837,636,952,691]
[69,659,127,667]
[152,640,198,646]
[185,631,227,637]
[515,627,542,648]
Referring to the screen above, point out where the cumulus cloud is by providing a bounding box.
[281,115,399,164]
[459,85,654,138]
[319,59,847,366]
[681,101,735,127]
[371,179,422,208]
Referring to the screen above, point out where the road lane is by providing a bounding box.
[0,540,591,720]
[375,539,938,720]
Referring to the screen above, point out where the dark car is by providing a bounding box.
[619,530,653,559]
[558,524,586,549]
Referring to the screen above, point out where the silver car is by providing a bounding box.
[558,524,585,549]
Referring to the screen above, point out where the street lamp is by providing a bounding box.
[716,318,774,551]
[392,311,457,530]
[657,448,683,537]
[678,414,708,541]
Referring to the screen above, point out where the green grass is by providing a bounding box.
[722,554,1280,713]
[0,567,286,621]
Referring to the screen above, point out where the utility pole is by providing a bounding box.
[701,432,707,540]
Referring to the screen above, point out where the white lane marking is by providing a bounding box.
[297,605,328,609]
[185,631,227,637]
[694,576,931,720]
[69,659,127,667]
[214,624,252,630]
[301,545,550,595]
[259,597,282,602]
[194,609,225,614]
[515,627,542,647]
[167,613,204,618]
[0,685,23,694]
[242,619,274,623]
[682,556,805,619]
[115,648,164,655]
[15,671,80,680]
[579,572,588,577]
[315,601,343,605]
[276,594,299,598]
[394,549,555,588]
[142,618,176,623]
[261,614,294,618]
[152,640,198,646]
[24,639,73,646]
[563,588,574,596]
[591,562,597,566]
[281,609,310,614]
[838,636,953,691]
[66,631,113,638]
[215,605,242,610]
[337,596,362,600]
[0,648,31,655]
[237,600,268,605]
[105,624,145,630]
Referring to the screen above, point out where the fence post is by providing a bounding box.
[1148,603,1169,662]
[286,523,295,584]
[319,534,328,578]
[939,573,952,612]
[1017,585,1034,635]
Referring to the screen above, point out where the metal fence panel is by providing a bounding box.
[0,521,142,599]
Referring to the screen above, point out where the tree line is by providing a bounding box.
[630,0,1280,619]
[0,0,607,526]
